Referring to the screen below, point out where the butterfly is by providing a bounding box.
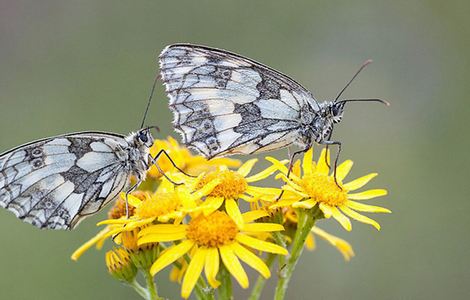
[159,43,388,179]
[0,77,183,230]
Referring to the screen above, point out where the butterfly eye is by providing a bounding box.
[139,132,148,143]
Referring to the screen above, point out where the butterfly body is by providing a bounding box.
[0,129,154,230]
[159,44,349,159]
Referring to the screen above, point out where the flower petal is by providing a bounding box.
[202,196,224,215]
[219,245,249,289]
[138,231,187,244]
[291,199,317,209]
[305,232,315,251]
[319,203,333,218]
[237,159,258,177]
[265,156,289,174]
[311,226,355,261]
[243,223,285,233]
[204,248,220,288]
[348,189,388,200]
[316,148,330,175]
[346,200,391,213]
[245,163,284,182]
[181,247,206,299]
[190,178,222,200]
[330,206,352,231]
[139,224,187,236]
[335,160,353,182]
[343,173,377,191]
[236,234,288,255]
[226,198,244,229]
[242,210,270,223]
[71,227,111,260]
[340,206,381,230]
[232,243,271,278]
[150,240,194,275]
[302,147,314,175]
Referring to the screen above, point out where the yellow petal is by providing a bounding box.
[181,247,206,299]
[150,240,194,275]
[190,178,222,200]
[236,234,288,255]
[245,163,284,183]
[71,227,111,261]
[243,223,285,233]
[246,186,284,196]
[242,210,270,223]
[226,198,244,229]
[219,244,249,288]
[335,160,353,182]
[96,218,131,226]
[265,156,289,175]
[305,232,315,251]
[204,248,220,288]
[302,147,314,175]
[347,200,391,213]
[202,196,224,215]
[330,206,352,231]
[343,173,378,191]
[127,193,143,207]
[340,206,381,230]
[292,199,316,209]
[237,159,258,177]
[319,203,333,218]
[139,224,187,236]
[138,231,187,245]
[348,189,388,200]
[316,148,330,175]
[232,243,270,278]
[311,226,355,261]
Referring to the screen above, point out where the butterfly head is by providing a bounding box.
[328,101,346,124]
[135,126,158,148]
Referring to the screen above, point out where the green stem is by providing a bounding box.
[274,207,320,300]
[218,264,233,300]
[248,253,276,300]
[143,269,162,300]
[128,278,149,300]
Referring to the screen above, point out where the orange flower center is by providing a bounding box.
[136,192,180,219]
[186,211,239,247]
[301,173,348,206]
[197,170,247,198]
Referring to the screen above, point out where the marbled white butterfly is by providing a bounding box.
[159,44,388,180]
[0,79,179,230]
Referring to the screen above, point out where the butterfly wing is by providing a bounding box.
[159,44,319,158]
[0,132,130,230]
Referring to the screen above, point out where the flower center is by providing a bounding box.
[186,211,239,248]
[197,170,247,198]
[301,173,348,206]
[136,192,180,218]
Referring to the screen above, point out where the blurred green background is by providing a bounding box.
[1,0,469,299]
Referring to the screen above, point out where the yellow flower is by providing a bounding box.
[147,137,241,179]
[184,159,282,228]
[269,147,390,231]
[71,182,201,260]
[105,248,138,282]
[139,210,288,299]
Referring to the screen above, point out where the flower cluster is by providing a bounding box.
[72,137,390,300]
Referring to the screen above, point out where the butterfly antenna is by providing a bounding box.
[334,59,373,102]
[140,72,160,129]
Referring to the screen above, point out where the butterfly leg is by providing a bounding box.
[125,177,143,218]
[276,146,311,200]
[148,154,183,186]
[320,140,342,188]
[152,149,196,178]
